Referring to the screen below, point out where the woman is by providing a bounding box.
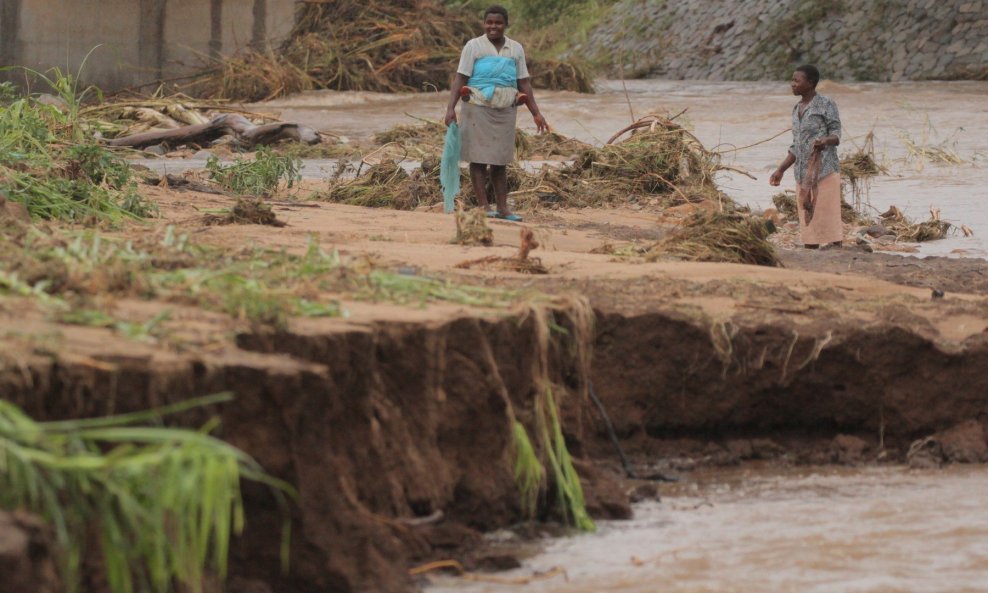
[769,64,843,248]
[444,5,548,222]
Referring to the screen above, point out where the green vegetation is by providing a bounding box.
[508,303,595,531]
[512,421,545,518]
[206,147,301,196]
[0,222,533,333]
[536,388,595,531]
[0,68,155,222]
[0,393,293,593]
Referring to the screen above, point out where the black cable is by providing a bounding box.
[588,380,679,483]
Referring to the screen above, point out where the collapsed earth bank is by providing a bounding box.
[2,271,988,592]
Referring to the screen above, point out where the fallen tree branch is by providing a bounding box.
[108,113,320,150]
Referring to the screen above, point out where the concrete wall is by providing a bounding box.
[0,0,296,90]
[572,0,988,81]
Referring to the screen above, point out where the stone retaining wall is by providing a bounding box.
[573,0,988,81]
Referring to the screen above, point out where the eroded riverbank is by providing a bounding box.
[4,193,988,590]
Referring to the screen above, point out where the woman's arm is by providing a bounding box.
[445,73,469,125]
[812,135,839,151]
[769,151,796,186]
[516,77,548,133]
[814,99,841,150]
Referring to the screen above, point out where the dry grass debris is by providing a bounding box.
[191,0,594,102]
[880,205,952,242]
[646,211,780,267]
[511,116,726,210]
[324,160,442,209]
[452,207,493,246]
[455,228,548,274]
[840,131,885,217]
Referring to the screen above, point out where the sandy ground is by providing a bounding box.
[110,184,987,345]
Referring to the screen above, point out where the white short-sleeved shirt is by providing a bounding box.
[457,35,530,108]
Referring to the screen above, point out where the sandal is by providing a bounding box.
[495,212,523,222]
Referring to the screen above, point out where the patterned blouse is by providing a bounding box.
[789,94,842,184]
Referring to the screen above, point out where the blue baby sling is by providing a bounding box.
[466,55,518,100]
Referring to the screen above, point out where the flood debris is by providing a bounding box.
[455,228,548,274]
[108,113,320,151]
[190,0,594,102]
[512,116,728,210]
[452,206,493,246]
[840,130,885,215]
[203,197,286,227]
[772,190,871,225]
[646,210,780,267]
[325,160,442,209]
[880,205,952,242]
[370,120,590,161]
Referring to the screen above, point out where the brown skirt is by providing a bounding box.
[796,172,843,245]
[459,101,517,166]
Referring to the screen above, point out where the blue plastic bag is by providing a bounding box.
[440,122,461,213]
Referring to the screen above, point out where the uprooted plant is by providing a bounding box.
[508,300,595,531]
[206,147,301,196]
[0,73,155,222]
[0,393,294,593]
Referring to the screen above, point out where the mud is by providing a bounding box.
[0,299,628,593]
[4,249,988,592]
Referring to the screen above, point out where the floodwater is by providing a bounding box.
[426,466,988,593]
[259,79,988,258]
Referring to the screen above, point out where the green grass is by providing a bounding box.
[0,224,535,333]
[537,387,595,531]
[0,66,156,223]
[206,147,301,196]
[0,393,294,593]
[512,421,545,518]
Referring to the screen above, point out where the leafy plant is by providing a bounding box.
[206,147,301,196]
[0,67,154,222]
[0,393,294,593]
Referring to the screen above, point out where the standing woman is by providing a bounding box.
[770,64,843,248]
[444,5,549,222]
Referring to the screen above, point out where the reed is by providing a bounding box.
[0,393,294,593]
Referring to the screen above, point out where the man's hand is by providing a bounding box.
[769,169,783,186]
[812,138,828,151]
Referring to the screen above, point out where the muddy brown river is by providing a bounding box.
[427,466,988,593]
